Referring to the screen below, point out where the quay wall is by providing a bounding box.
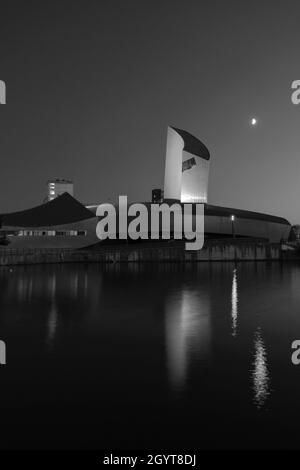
[0,240,297,266]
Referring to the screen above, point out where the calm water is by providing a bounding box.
[0,262,300,449]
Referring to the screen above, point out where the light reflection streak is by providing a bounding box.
[231,268,238,337]
[165,289,211,392]
[47,303,58,346]
[252,327,271,409]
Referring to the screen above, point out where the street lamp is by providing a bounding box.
[231,215,236,238]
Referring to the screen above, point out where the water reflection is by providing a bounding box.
[165,288,211,392]
[252,327,271,409]
[47,303,58,346]
[46,273,58,346]
[0,265,103,347]
[231,268,238,337]
[0,262,298,449]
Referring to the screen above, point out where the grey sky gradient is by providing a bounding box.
[0,0,300,222]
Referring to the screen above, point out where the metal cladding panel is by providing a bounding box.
[181,150,209,203]
[164,127,183,200]
[171,127,210,160]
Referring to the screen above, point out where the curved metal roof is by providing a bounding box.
[204,204,290,225]
[171,127,210,161]
[130,201,290,226]
[1,193,95,228]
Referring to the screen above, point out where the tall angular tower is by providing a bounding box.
[163,126,210,203]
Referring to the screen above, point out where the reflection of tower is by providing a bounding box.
[164,126,210,203]
[165,289,211,391]
[252,327,271,409]
[231,268,238,337]
[47,272,58,346]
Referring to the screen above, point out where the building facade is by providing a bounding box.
[164,126,210,203]
[47,178,74,201]
[1,193,98,249]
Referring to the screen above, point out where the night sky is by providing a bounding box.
[1,0,300,223]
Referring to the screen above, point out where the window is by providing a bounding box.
[14,229,87,237]
[182,157,196,173]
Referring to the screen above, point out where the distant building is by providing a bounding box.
[152,189,164,203]
[0,126,291,250]
[47,178,74,201]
